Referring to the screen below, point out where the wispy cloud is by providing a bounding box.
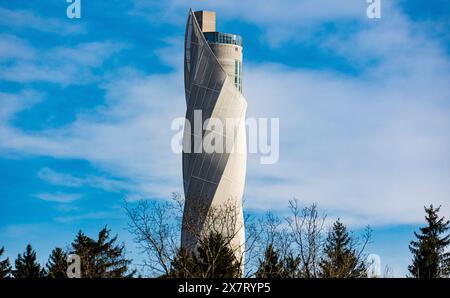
[128,0,450,225]
[54,211,122,223]
[131,0,367,46]
[0,7,85,35]
[0,67,185,200]
[0,34,36,61]
[0,34,125,84]
[37,167,84,187]
[34,192,82,203]
[0,89,44,124]
[38,167,132,193]
[0,1,448,229]
[1,223,45,238]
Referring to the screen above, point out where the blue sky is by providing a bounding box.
[0,0,449,277]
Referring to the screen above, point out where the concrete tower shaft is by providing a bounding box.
[181,9,247,270]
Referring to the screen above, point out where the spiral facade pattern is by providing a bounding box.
[181,10,247,261]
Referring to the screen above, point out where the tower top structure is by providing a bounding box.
[194,10,216,32]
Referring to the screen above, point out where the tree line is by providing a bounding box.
[0,194,449,278]
[0,227,135,278]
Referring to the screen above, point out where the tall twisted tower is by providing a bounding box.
[182,10,247,262]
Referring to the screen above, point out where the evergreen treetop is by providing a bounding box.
[0,246,12,278]
[46,247,68,278]
[319,219,367,278]
[409,205,450,278]
[13,244,45,278]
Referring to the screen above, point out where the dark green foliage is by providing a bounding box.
[13,244,45,278]
[256,244,284,278]
[196,232,241,278]
[281,253,301,278]
[409,205,450,278]
[319,219,367,278]
[46,247,68,278]
[0,246,12,278]
[256,247,300,278]
[169,233,241,278]
[70,226,135,278]
[167,248,199,278]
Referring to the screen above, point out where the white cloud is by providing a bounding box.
[0,89,43,124]
[154,37,184,69]
[0,35,125,84]
[49,42,125,67]
[0,1,449,227]
[240,8,450,225]
[0,34,36,61]
[133,0,366,25]
[0,67,185,200]
[37,167,132,192]
[34,192,82,203]
[54,211,122,223]
[131,0,367,46]
[37,167,84,187]
[1,223,45,238]
[0,8,85,35]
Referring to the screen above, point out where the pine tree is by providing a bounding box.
[196,232,241,278]
[168,248,200,278]
[409,204,450,278]
[256,244,284,278]
[319,219,367,278]
[281,253,301,278]
[0,246,12,278]
[169,233,241,278]
[13,244,45,278]
[71,230,95,277]
[70,226,135,278]
[46,247,68,278]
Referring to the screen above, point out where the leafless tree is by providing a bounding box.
[286,200,326,278]
[354,225,373,271]
[126,195,373,278]
[124,193,182,277]
[125,193,260,277]
[241,212,263,277]
[183,198,245,277]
